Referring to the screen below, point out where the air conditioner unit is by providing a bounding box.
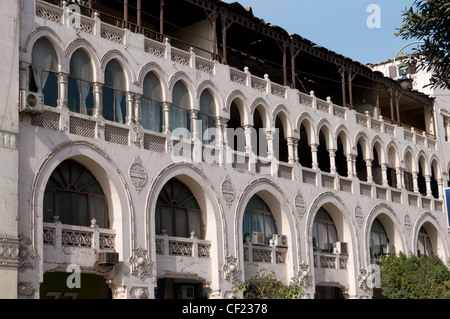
[249,231,265,245]
[333,242,348,254]
[177,285,195,299]
[272,234,288,247]
[19,90,44,113]
[97,252,119,266]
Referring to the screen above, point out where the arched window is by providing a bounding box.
[30,38,58,107]
[417,226,432,257]
[355,141,367,181]
[253,108,266,157]
[242,195,277,245]
[171,81,191,132]
[404,152,414,192]
[68,49,94,115]
[417,159,427,196]
[372,146,383,185]
[43,160,108,228]
[227,101,245,152]
[103,59,126,123]
[312,208,338,253]
[155,178,203,239]
[318,130,330,173]
[335,135,347,176]
[370,218,389,258]
[141,72,163,133]
[275,115,288,163]
[198,90,216,144]
[298,123,312,168]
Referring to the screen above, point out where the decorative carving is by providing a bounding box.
[221,176,235,207]
[0,131,18,149]
[18,282,36,297]
[130,287,150,299]
[404,213,412,235]
[129,245,152,279]
[132,124,144,147]
[295,192,306,218]
[358,268,371,293]
[222,255,240,283]
[110,285,127,299]
[354,203,364,228]
[298,262,312,288]
[129,156,147,194]
[18,235,37,271]
[0,237,20,268]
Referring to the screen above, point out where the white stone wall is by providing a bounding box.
[0,0,20,299]
[12,0,450,299]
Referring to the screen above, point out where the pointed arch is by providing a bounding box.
[23,27,66,69]
[66,39,101,83]
[137,62,169,102]
[364,203,406,265]
[100,50,134,91]
[272,104,293,138]
[249,97,271,128]
[168,71,195,107]
[197,80,223,115]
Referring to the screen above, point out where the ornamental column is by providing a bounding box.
[311,143,319,170]
[329,149,337,174]
[366,159,373,183]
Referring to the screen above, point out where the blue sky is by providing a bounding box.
[220,0,419,65]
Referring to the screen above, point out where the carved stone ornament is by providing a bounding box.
[298,262,312,288]
[18,282,36,297]
[354,203,364,228]
[357,268,370,293]
[222,255,240,283]
[130,287,150,299]
[294,192,306,218]
[129,245,152,279]
[0,237,20,268]
[129,156,147,194]
[110,285,127,299]
[404,213,412,236]
[221,176,236,207]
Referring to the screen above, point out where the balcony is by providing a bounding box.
[154,235,212,278]
[43,221,116,268]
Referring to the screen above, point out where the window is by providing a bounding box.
[242,195,277,245]
[103,60,126,124]
[370,218,389,258]
[417,227,432,257]
[141,72,163,133]
[171,81,191,133]
[43,160,108,228]
[312,208,338,253]
[155,178,203,239]
[198,90,216,144]
[68,49,94,115]
[30,38,58,108]
[404,171,413,192]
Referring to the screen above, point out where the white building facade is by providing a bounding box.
[0,0,449,299]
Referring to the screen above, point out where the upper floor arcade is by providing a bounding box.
[34,0,436,136]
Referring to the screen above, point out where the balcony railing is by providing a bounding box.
[314,251,348,270]
[243,244,287,264]
[43,221,116,251]
[155,235,211,259]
